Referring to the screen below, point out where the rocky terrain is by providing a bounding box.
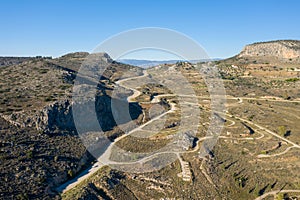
[1,40,300,199]
[241,40,300,58]
[237,40,300,63]
[0,57,34,67]
[0,52,143,199]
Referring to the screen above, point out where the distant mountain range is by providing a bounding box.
[117,58,221,68]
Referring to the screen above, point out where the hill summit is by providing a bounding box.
[237,40,300,61]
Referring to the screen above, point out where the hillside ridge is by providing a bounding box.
[237,39,300,60]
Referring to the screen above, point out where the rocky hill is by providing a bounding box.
[1,42,300,200]
[61,50,300,200]
[237,40,300,62]
[0,52,143,199]
[0,57,34,67]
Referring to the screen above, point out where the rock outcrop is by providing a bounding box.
[0,57,33,67]
[237,40,300,61]
[0,51,145,199]
[2,94,142,135]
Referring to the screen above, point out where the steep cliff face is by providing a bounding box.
[2,93,142,136]
[237,40,300,60]
[1,99,75,132]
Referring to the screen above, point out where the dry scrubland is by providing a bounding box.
[1,40,300,199]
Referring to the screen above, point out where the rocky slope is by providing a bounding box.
[0,57,34,67]
[2,40,300,200]
[61,45,300,200]
[0,52,143,199]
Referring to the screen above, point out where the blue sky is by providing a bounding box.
[1,0,300,59]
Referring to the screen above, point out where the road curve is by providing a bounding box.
[57,70,177,193]
[57,71,149,193]
[255,189,300,200]
[57,72,300,193]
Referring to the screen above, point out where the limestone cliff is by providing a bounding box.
[237,40,300,61]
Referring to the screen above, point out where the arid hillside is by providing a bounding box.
[1,40,300,200]
[0,53,143,199]
[62,41,300,200]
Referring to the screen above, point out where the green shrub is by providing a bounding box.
[26,150,33,159]
[68,169,74,178]
[260,150,267,155]
[38,68,49,74]
[285,78,299,83]
[276,193,284,200]
[278,125,287,137]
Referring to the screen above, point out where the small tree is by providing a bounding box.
[278,126,287,137]
[275,193,284,200]
[276,193,289,200]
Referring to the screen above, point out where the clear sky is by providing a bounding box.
[1,0,300,59]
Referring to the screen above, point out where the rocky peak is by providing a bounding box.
[237,40,300,60]
[89,52,113,63]
[60,52,113,63]
[60,52,90,59]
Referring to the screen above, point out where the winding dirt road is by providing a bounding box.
[57,70,178,193]
[57,71,149,192]
[57,70,300,194]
